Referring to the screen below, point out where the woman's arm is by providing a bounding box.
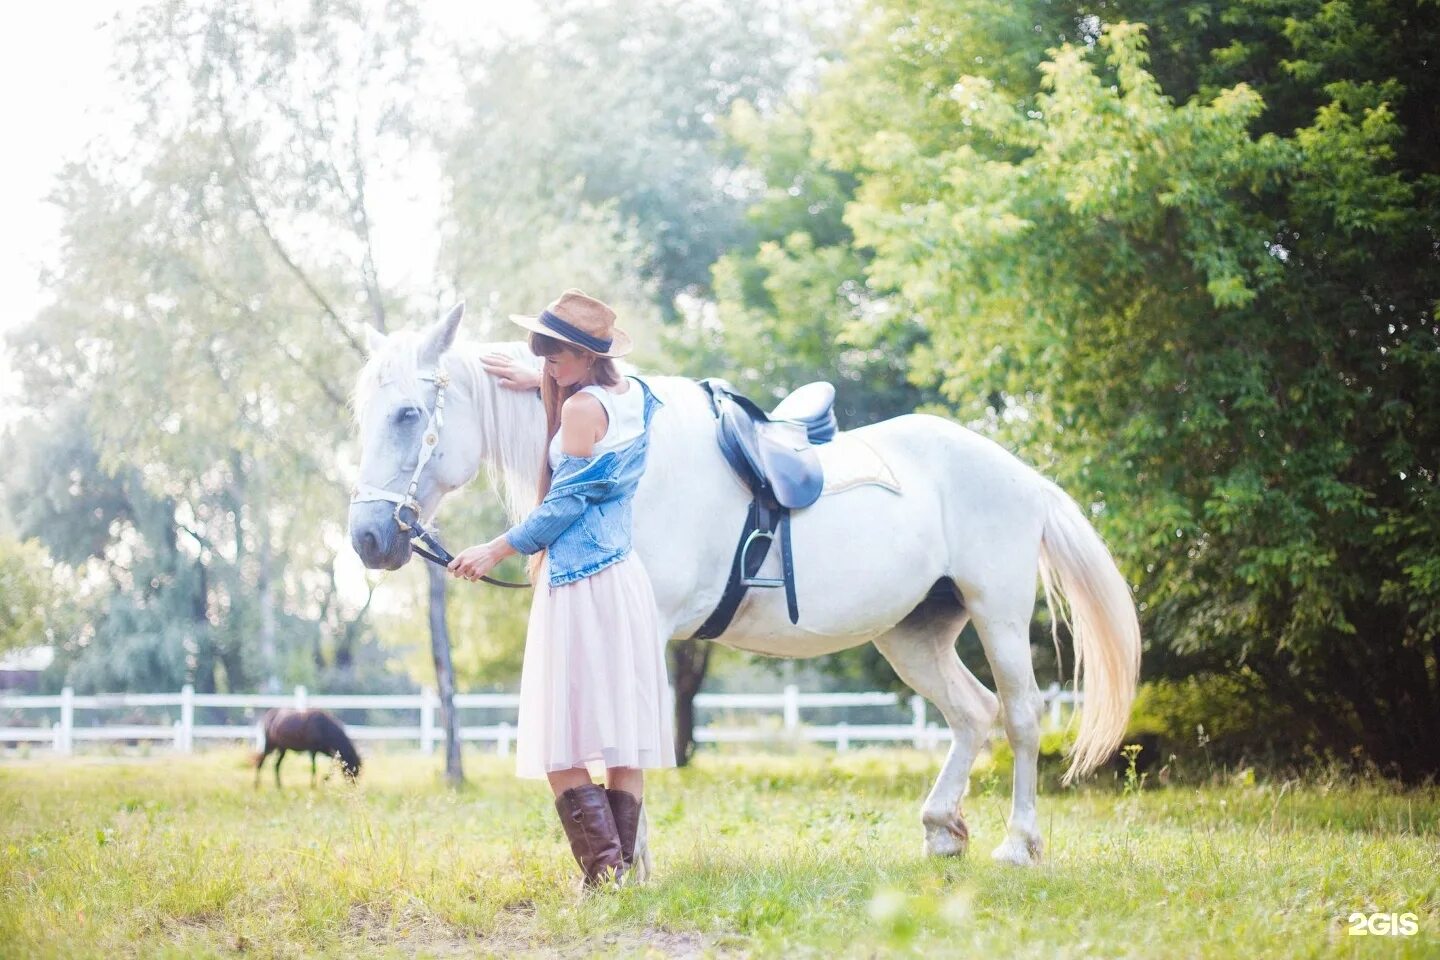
[501,393,607,554]
[449,393,607,579]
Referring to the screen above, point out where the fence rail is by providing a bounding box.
[0,683,1081,757]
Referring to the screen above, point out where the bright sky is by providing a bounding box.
[0,0,540,426]
[0,2,125,421]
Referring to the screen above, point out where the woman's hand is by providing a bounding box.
[481,352,542,392]
[447,537,517,582]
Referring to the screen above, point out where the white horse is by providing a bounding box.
[347,304,1141,868]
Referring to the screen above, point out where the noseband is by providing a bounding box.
[350,366,529,589]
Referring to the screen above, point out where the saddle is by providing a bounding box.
[690,377,837,640]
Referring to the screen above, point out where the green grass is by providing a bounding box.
[1,749,1436,958]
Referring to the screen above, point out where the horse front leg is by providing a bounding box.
[311,752,319,787]
[274,748,286,789]
[873,602,997,857]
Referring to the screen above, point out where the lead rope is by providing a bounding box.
[351,368,530,589]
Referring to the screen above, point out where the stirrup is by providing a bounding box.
[738,528,783,587]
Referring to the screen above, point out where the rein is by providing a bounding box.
[350,366,530,589]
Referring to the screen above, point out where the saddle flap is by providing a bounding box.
[754,421,824,509]
[715,397,765,490]
[703,377,827,508]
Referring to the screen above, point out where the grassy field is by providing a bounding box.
[1,748,1436,958]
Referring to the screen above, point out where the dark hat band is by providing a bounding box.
[539,310,613,353]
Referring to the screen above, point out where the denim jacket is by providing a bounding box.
[503,375,663,586]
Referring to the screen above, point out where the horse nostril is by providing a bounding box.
[361,531,378,555]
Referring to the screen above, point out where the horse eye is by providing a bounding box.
[395,408,418,423]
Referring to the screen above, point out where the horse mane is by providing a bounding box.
[350,330,547,524]
[449,339,549,522]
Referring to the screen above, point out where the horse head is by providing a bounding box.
[347,302,484,570]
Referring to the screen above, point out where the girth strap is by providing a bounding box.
[779,510,797,624]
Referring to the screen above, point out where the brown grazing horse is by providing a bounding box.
[254,708,362,788]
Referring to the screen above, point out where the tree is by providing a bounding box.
[445,0,819,322]
[4,1,470,776]
[814,0,1440,779]
[0,536,59,659]
[442,0,829,764]
[3,402,220,691]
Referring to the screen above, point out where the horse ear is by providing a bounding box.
[420,300,464,365]
[362,323,388,356]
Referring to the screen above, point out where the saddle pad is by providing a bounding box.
[815,432,902,497]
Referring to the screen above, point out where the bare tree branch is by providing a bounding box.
[214,93,369,358]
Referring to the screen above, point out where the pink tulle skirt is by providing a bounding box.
[514,550,678,779]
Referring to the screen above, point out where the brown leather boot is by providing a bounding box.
[606,788,643,883]
[554,783,624,889]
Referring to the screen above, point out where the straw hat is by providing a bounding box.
[508,289,633,358]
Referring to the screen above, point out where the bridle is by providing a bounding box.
[349,365,529,589]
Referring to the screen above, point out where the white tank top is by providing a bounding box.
[547,375,645,470]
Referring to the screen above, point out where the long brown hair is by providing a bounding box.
[526,331,621,583]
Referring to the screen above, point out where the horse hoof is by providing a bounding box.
[990,834,1042,867]
[922,816,969,857]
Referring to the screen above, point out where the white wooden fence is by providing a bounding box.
[0,683,1080,757]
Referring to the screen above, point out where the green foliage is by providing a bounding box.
[0,536,56,656]
[4,402,216,691]
[443,0,815,328]
[1127,673,1330,770]
[666,99,937,426]
[806,0,1440,780]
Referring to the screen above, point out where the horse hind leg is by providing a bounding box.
[873,594,998,858]
[968,593,1046,867]
[274,749,286,789]
[254,745,272,789]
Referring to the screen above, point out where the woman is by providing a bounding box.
[446,289,677,891]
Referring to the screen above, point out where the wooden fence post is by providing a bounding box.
[180,684,194,753]
[783,684,800,734]
[58,687,74,756]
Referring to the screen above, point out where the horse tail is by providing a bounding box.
[1035,478,1142,785]
[254,708,276,765]
[316,712,362,777]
